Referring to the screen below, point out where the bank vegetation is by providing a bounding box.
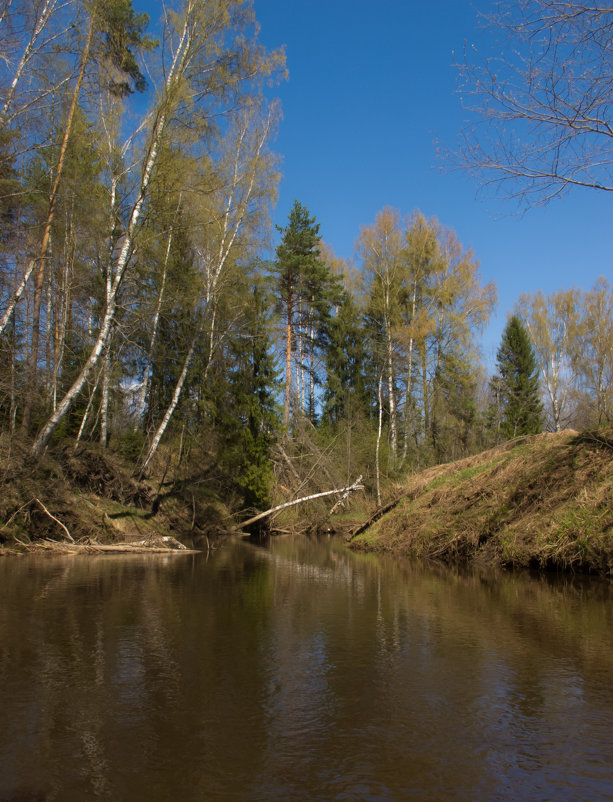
[350,429,613,576]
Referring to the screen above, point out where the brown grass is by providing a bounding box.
[350,429,613,575]
[0,435,232,551]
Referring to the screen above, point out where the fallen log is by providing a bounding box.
[328,475,362,517]
[348,495,404,541]
[24,540,200,555]
[238,477,365,530]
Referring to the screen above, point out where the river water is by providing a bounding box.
[0,535,612,801]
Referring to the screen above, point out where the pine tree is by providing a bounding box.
[494,315,543,438]
[273,200,340,426]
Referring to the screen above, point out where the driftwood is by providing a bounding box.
[24,540,200,555]
[238,476,365,530]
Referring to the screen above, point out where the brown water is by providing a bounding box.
[0,535,612,801]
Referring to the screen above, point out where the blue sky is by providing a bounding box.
[252,0,612,365]
[131,0,611,367]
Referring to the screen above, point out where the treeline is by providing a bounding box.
[272,203,612,500]
[0,0,284,494]
[0,2,611,517]
[273,203,498,480]
[514,284,613,432]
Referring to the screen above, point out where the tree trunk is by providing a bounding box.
[139,325,201,477]
[375,373,383,506]
[284,284,293,427]
[134,228,172,428]
[238,476,364,530]
[0,0,59,125]
[401,282,417,463]
[384,285,397,459]
[30,9,195,459]
[22,12,96,432]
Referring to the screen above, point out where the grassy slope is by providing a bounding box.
[350,429,613,575]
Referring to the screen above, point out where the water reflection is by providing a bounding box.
[0,538,612,800]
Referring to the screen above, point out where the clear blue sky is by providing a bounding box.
[253,0,612,366]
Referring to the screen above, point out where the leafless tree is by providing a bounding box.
[457,0,613,206]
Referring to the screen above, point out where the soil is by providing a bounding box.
[3,429,612,573]
[0,437,233,555]
[349,428,613,575]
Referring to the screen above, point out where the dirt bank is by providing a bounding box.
[0,438,232,555]
[349,429,613,575]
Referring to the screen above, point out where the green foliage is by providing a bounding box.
[322,292,369,426]
[96,0,156,95]
[217,279,281,510]
[273,200,343,424]
[112,428,145,461]
[493,315,543,439]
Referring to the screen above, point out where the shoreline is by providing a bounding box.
[348,429,613,576]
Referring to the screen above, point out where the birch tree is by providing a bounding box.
[515,289,580,431]
[138,96,281,475]
[575,277,613,424]
[31,0,284,459]
[358,207,403,459]
[0,0,74,338]
[21,0,151,431]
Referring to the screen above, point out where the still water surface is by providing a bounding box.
[1,535,612,801]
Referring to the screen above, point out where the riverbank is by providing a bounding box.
[349,429,613,575]
[3,429,612,573]
[0,437,232,554]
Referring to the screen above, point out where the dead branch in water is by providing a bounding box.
[238,477,365,530]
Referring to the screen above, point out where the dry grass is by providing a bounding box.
[350,429,613,575]
[0,435,232,551]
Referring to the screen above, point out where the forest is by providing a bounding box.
[1,0,612,532]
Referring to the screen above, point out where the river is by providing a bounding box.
[0,535,612,801]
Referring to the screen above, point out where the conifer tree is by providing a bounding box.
[218,279,280,511]
[493,315,543,438]
[274,201,340,426]
[322,292,368,426]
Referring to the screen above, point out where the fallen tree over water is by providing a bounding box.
[237,476,364,531]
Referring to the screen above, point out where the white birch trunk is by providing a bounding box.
[138,105,274,469]
[0,259,37,337]
[385,290,397,458]
[30,11,194,459]
[134,228,172,428]
[99,340,111,447]
[139,325,201,476]
[375,374,383,507]
[74,366,103,448]
[0,0,60,126]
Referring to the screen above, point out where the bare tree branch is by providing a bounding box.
[455,0,613,206]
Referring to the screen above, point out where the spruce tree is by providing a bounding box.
[494,315,543,438]
[322,292,369,426]
[218,280,280,510]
